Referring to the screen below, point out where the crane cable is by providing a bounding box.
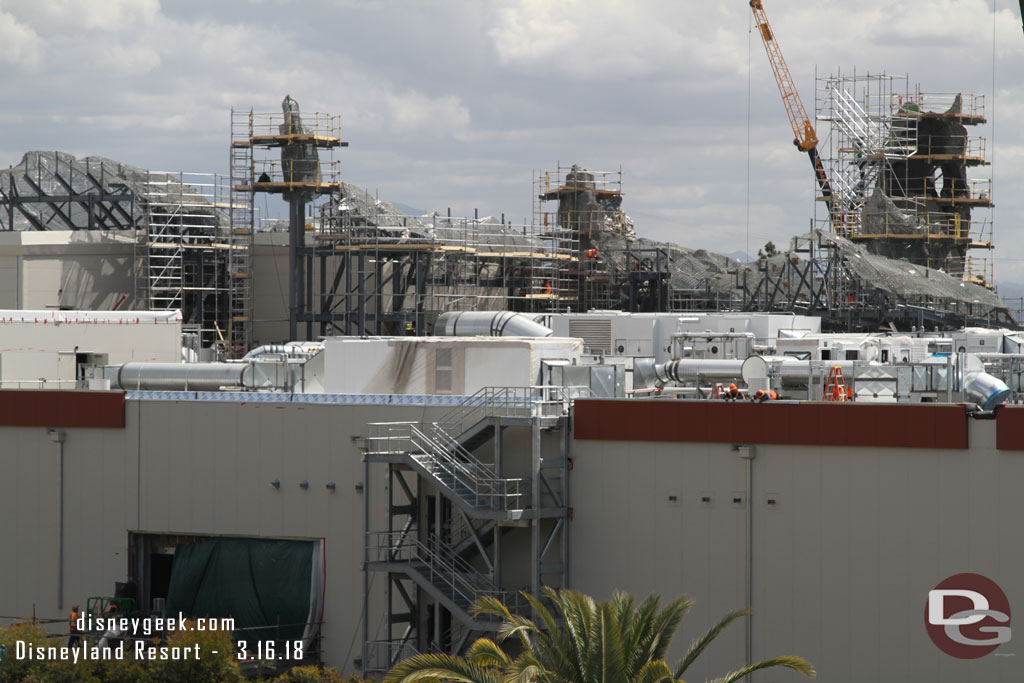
[746,9,752,261]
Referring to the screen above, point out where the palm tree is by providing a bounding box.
[385,587,814,683]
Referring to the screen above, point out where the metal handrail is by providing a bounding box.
[368,531,527,613]
[426,423,528,507]
[366,421,528,511]
[435,385,581,438]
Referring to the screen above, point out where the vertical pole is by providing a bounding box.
[561,415,570,588]
[357,253,366,336]
[305,236,313,340]
[738,446,755,673]
[345,252,353,335]
[319,252,327,338]
[58,438,64,611]
[362,453,370,673]
[288,198,304,341]
[530,417,542,597]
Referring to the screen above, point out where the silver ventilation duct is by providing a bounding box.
[434,311,552,337]
[114,362,252,391]
[963,371,1011,411]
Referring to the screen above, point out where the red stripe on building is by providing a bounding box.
[574,400,968,449]
[0,390,125,428]
[995,405,1024,450]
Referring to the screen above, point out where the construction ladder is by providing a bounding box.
[823,365,850,402]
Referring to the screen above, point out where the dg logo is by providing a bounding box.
[925,573,1011,659]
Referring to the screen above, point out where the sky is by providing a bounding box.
[1,0,1023,290]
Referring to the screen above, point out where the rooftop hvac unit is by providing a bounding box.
[568,318,612,354]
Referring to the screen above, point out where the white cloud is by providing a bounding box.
[385,90,471,136]
[0,10,42,67]
[0,0,1022,294]
[2,0,160,32]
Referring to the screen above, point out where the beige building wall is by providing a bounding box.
[569,422,1020,682]
[252,233,290,345]
[3,393,1020,681]
[0,231,139,311]
[0,398,447,673]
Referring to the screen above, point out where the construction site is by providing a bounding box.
[0,69,1011,357]
[1,1,1024,682]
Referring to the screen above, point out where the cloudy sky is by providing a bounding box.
[1,0,1022,288]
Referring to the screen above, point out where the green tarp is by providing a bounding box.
[165,538,314,642]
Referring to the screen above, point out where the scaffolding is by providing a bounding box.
[136,172,237,349]
[533,163,625,312]
[297,199,578,338]
[0,151,243,347]
[233,102,346,343]
[229,110,257,355]
[815,72,993,281]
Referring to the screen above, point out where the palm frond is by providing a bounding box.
[673,608,749,678]
[708,655,816,683]
[507,651,554,683]
[596,599,627,683]
[473,596,514,621]
[529,588,583,683]
[639,595,692,669]
[497,613,542,650]
[385,653,505,683]
[465,638,511,668]
[633,660,678,683]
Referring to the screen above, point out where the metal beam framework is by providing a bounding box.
[0,153,138,231]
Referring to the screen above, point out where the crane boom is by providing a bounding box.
[749,0,816,151]
[749,0,835,218]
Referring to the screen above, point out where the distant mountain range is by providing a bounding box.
[724,250,751,263]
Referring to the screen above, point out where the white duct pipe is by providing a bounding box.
[434,311,552,337]
[654,359,746,383]
[115,362,251,391]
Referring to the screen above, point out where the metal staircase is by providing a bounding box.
[367,531,525,623]
[366,421,528,518]
[362,386,573,675]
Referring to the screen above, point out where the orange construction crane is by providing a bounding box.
[749,0,836,221]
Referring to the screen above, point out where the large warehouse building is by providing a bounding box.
[2,379,1023,681]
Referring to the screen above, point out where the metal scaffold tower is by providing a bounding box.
[361,387,572,675]
[229,109,257,355]
[815,72,994,283]
[233,97,345,344]
[137,172,235,349]
[533,163,624,312]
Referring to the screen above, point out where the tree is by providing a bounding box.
[385,588,814,683]
[757,242,779,260]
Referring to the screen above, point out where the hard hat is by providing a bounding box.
[754,389,764,398]
[729,383,737,391]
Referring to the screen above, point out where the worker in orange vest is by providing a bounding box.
[68,604,81,648]
[751,389,778,402]
[723,383,743,401]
